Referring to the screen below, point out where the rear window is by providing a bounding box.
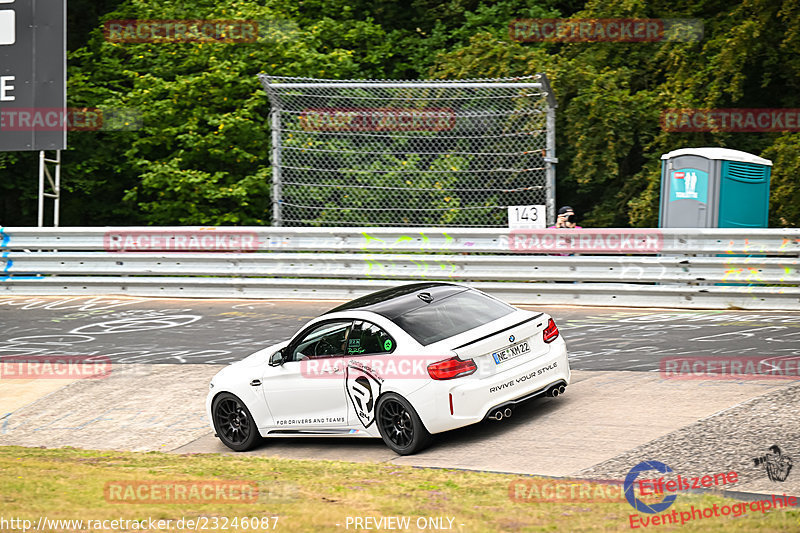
[392,290,514,346]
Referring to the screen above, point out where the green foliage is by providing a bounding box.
[763,134,800,227]
[431,0,800,227]
[0,0,798,227]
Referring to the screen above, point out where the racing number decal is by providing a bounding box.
[345,364,382,428]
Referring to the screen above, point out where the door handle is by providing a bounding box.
[250,379,262,386]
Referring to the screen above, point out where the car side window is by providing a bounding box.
[347,320,395,355]
[288,320,352,362]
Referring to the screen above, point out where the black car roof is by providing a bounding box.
[325,282,468,320]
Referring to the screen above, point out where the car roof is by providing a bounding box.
[325,282,469,320]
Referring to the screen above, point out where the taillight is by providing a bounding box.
[428,356,477,380]
[543,318,559,343]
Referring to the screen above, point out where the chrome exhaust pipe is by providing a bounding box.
[558,385,566,395]
[503,408,513,418]
[489,409,504,421]
[550,388,559,397]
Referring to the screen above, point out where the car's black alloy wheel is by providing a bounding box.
[376,393,432,455]
[212,393,260,452]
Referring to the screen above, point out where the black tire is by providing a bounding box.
[212,393,261,452]
[376,393,432,455]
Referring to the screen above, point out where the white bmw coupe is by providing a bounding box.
[207,282,570,455]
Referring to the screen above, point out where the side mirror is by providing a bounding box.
[269,349,285,367]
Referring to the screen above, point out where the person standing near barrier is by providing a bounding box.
[547,206,583,259]
[550,206,582,229]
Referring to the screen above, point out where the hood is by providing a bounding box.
[235,341,289,368]
[210,341,289,383]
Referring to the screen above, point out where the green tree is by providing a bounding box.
[1,0,798,227]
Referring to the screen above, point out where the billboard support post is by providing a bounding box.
[37,150,61,227]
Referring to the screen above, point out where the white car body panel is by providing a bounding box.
[207,285,571,446]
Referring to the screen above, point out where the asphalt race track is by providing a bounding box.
[1,295,799,496]
[2,295,799,369]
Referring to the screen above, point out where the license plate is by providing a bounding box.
[492,341,530,364]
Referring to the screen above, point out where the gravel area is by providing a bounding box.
[0,364,219,452]
[575,380,800,496]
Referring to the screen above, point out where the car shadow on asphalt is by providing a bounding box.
[426,395,565,451]
[234,394,569,463]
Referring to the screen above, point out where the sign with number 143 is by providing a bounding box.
[508,205,546,229]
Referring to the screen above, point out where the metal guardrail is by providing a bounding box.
[2,226,800,254]
[1,227,798,309]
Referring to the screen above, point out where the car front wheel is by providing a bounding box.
[212,393,260,452]
[376,393,432,455]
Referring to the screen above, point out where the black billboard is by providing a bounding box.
[0,0,67,151]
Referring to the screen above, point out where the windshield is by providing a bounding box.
[392,290,515,346]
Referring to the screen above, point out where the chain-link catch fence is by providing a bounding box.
[259,74,557,227]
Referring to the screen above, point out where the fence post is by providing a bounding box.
[271,108,282,227]
[540,73,558,227]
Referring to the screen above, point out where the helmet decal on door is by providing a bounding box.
[345,363,382,428]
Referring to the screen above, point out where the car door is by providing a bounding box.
[343,320,396,428]
[260,319,352,430]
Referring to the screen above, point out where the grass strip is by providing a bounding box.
[1,446,798,532]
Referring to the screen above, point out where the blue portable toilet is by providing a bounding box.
[659,147,772,228]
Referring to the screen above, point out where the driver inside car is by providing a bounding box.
[296,324,351,360]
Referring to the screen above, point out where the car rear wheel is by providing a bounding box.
[376,393,432,455]
[212,393,260,452]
